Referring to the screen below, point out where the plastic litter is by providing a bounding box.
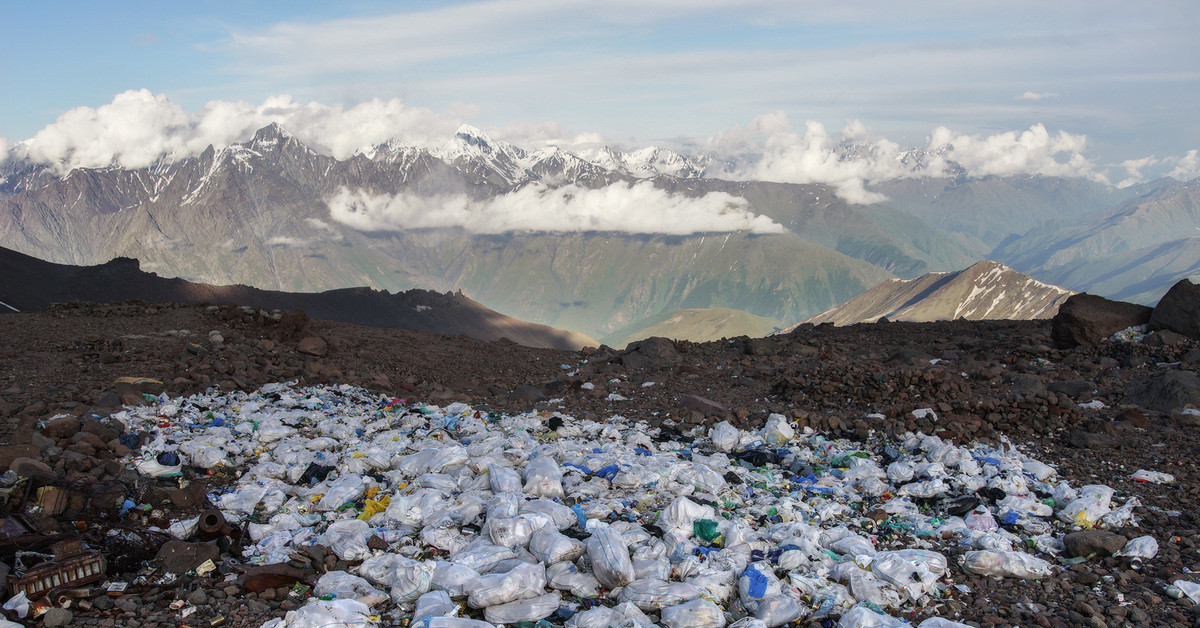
[962,550,1052,579]
[1131,469,1175,484]
[661,597,727,628]
[260,599,377,628]
[1114,535,1159,560]
[105,381,1164,628]
[1173,580,1200,604]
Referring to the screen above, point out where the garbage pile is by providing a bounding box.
[97,382,1171,628]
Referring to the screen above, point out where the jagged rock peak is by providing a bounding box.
[797,259,1075,327]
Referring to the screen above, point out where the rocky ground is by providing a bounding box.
[1,300,1199,627]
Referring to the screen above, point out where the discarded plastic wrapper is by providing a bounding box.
[1172,580,1200,604]
[1131,469,1175,484]
[962,550,1052,579]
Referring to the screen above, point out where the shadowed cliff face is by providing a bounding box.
[0,246,596,350]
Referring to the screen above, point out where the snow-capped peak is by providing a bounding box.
[578,145,703,179]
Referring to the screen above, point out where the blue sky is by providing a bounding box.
[2,0,1198,183]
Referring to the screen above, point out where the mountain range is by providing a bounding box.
[1,122,1196,338]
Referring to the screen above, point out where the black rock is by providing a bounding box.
[1064,530,1127,557]
[1124,369,1200,413]
[1051,293,1153,348]
[1149,279,1200,339]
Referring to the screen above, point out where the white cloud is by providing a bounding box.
[325,181,783,235]
[1168,150,1200,181]
[0,136,10,165]
[703,115,1103,203]
[1016,91,1059,101]
[22,90,460,173]
[719,119,903,204]
[492,120,606,152]
[925,123,1099,180]
[303,217,344,240]
[1116,156,1159,188]
[265,236,313,248]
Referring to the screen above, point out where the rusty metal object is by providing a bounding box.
[197,509,227,540]
[7,550,106,599]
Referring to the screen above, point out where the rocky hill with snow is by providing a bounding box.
[798,260,1074,326]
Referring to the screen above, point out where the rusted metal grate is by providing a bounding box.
[8,551,106,598]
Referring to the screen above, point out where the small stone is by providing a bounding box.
[509,385,545,403]
[43,416,81,440]
[42,607,73,627]
[297,336,328,357]
[223,586,240,596]
[186,589,209,606]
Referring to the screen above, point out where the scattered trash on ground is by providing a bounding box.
[0,381,1175,627]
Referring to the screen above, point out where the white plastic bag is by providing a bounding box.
[566,602,654,628]
[413,591,458,624]
[586,522,635,589]
[761,414,795,444]
[465,562,546,608]
[661,598,727,628]
[316,475,367,511]
[523,456,565,498]
[271,599,378,628]
[837,604,910,628]
[711,421,739,452]
[617,578,704,611]
[315,571,388,607]
[962,550,1052,579]
[431,561,480,598]
[483,591,561,624]
[546,561,602,598]
[529,528,586,563]
[1115,535,1159,559]
[489,465,523,493]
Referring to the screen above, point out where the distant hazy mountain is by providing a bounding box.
[871,175,1159,250]
[602,307,782,348]
[993,179,1200,304]
[0,246,596,350]
[796,260,1073,326]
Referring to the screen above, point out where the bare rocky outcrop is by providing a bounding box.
[1149,278,1200,339]
[1051,293,1153,348]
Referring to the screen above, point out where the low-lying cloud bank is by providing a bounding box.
[325,182,784,235]
[703,115,1106,203]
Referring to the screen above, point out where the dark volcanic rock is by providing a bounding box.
[1068,430,1116,449]
[1063,530,1127,557]
[154,540,220,574]
[1048,379,1093,398]
[510,384,546,403]
[1011,374,1047,397]
[679,394,728,416]
[1124,369,1200,413]
[621,336,682,370]
[297,336,329,357]
[1149,279,1200,339]
[1051,293,1152,348]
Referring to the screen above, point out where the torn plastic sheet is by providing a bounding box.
[107,382,1158,628]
